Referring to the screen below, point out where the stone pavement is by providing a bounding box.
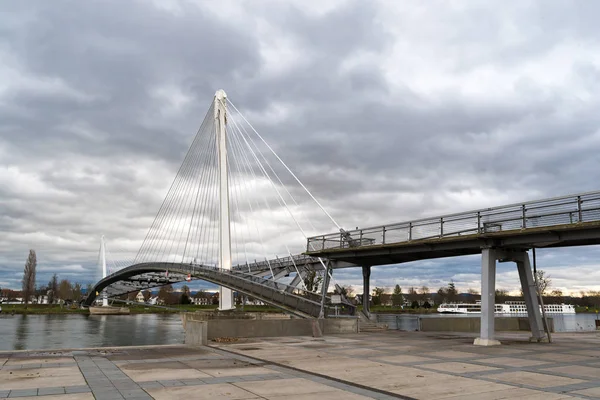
[1,331,600,399]
[0,344,397,399]
[214,331,600,399]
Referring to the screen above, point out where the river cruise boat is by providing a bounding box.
[438,301,575,314]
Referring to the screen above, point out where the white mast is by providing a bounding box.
[100,235,108,307]
[214,89,234,310]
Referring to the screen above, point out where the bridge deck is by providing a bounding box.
[307,191,600,266]
[85,262,354,318]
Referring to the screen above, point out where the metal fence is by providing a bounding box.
[307,191,600,252]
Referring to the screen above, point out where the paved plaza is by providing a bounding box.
[0,331,599,399]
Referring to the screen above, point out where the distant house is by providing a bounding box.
[33,295,49,304]
[148,296,159,305]
[379,294,393,306]
[191,296,210,306]
[135,291,145,303]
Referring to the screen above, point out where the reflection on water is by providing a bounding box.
[378,313,600,332]
[0,314,184,351]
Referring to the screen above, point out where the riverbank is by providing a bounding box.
[3,303,598,315]
[0,304,286,315]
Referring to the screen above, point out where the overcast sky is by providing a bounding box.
[1,0,600,295]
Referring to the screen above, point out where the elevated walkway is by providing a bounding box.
[307,191,600,265]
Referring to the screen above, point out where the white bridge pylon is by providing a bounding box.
[215,90,233,310]
[130,89,343,310]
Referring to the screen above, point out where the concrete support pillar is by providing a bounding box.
[474,248,501,346]
[517,253,546,341]
[362,265,371,317]
[318,264,332,319]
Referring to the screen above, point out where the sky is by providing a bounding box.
[1,0,600,295]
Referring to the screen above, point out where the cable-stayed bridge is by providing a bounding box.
[85,90,354,318]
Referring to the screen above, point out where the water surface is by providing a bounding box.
[0,314,184,351]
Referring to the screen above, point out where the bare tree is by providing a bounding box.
[22,250,37,308]
[158,284,175,305]
[58,279,72,301]
[72,283,82,302]
[344,285,355,298]
[495,289,509,303]
[419,286,430,303]
[372,287,385,306]
[407,287,418,303]
[535,270,551,296]
[48,274,59,304]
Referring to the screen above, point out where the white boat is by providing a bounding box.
[438,301,575,314]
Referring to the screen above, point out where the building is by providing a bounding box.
[135,291,145,303]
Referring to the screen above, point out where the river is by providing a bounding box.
[0,314,184,351]
[1,313,598,351]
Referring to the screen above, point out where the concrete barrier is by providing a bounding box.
[184,320,208,346]
[181,313,358,342]
[419,317,554,332]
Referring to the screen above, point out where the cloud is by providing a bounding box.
[1,0,600,296]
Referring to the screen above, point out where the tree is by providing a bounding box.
[447,281,458,303]
[495,289,509,303]
[181,285,190,295]
[419,286,429,303]
[392,284,404,307]
[303,270,323,293]
[548,289,563,304]
[535,270,551,296]
[180,292,192,305]
[48,274,59,304]
[464,288,479,303]
[437,287,448,304]
[72,283,82,302]
[22,250,37,308]
[343,285,355,298]
[407,287,418,304]
[158,284,174,305]
[142,290,152,302]
[372,287,385,306]
[58,279,72,300]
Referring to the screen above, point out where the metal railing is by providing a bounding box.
[232,254,323,272]
[307,190,600,252]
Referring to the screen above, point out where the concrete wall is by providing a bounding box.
[419,317,554,333]
[181,314,358,343]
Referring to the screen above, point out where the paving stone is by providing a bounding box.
[487,371,584,388]
[65,385,92,394]
[138,382,163,389]
[37,387,66,395]
[7,388,38,397]
[157,380,182,387]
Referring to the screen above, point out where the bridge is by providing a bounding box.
[85,90,355,318]
[307,190,600,345]
[85,89,600,345]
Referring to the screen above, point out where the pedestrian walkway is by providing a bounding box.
[214,331,600,399]
[0,344,397,399]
